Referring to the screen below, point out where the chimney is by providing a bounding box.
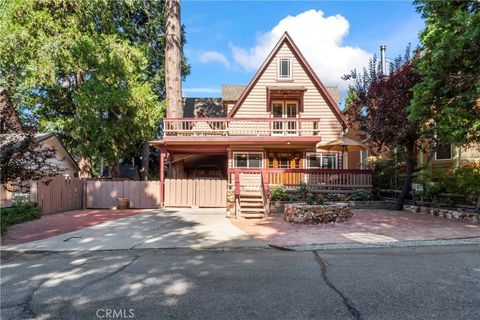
[380,45,387,75]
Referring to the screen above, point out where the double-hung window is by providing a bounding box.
[278,58,292,79]
[306,153,337,169]
[435,144,452,160]
[233,153,263,168]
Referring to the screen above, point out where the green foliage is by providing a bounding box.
[1,201,41,234]
[297,182,309,201]
[452,164,480,201]
[270,185,286,201]
[351,189,369,201]
[0,0,189,171]
[410,0,480,145]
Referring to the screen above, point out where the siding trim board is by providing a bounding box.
[228,32,348,127]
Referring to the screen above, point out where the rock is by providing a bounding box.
[284,203,353,224]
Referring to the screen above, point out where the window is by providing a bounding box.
[435,144,452,160]
[233,153,263,168]
[278,58,291,79]
[359,149,369,169]
[306,153,337,169]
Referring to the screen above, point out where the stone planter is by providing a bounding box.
[270,201,303,216]
[284,202,353,224]
[404,205,480,224]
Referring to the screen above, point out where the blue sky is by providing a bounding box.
[181,1,424,107]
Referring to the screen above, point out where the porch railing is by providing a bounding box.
[163,117,322,137]
[229,168,373,189]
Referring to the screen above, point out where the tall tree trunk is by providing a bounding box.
[140,141,150,181]
[165,0,183,119]
[395,144,416,210]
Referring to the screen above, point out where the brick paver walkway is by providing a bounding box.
[232,209,480,247]
[2,209,149,245]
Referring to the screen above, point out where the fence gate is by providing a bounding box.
[164,178,227,207]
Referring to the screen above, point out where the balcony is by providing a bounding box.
[163,117,322,137]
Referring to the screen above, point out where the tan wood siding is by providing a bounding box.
[234,43,343,141]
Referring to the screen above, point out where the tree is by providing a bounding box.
[344,49,424,210]
[0,0,190,178]
[1,89,60,189]
[410,0,480,146]
[165,0,184,119]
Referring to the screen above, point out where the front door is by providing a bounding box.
[271,101,298,135]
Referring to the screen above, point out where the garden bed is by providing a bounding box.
[284,202,353,224]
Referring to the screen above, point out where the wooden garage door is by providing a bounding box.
[164,178,227,207]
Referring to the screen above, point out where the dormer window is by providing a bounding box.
[278,58,292,79]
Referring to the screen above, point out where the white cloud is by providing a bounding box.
[199,51,230,68]
[229,9,372,91]
[183,87,221,94]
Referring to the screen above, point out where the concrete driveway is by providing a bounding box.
[4,208,268,251]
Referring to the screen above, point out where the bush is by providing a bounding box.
[270,185,286,201]
[452,164,480,203]
[351,189,369,201]
[1,201,41,234]
[298,182,309,201]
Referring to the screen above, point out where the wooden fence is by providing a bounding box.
[164,178,227,207]
[30,176,83,214]
[86,180,161,209]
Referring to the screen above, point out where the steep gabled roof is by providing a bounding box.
[227,32,347,126]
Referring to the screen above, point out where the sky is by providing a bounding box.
[181,0,424,107]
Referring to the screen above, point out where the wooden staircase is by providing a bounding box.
[238,173,266,219]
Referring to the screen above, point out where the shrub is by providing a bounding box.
[452,164,480,202]
[0,201,41,234]
[270,185,286,201]
[298,182,309,201]
[326,193,339,201]
[351,189,369,201]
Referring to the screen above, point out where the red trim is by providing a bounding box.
[227,32,347,127]
[162,136,323,143]
[163,117,317,122]
[159,146,166,206]
[228,168,372,174]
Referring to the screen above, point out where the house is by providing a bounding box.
[343,92,480,175]
[150,32,372,217]
[0,89,79,207]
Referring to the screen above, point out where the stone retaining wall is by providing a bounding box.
[404,205,480,224]
[284,203,353,224]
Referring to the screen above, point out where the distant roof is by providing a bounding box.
[222,84,341,104]
[222,85,246,102]
[182,98,226,118]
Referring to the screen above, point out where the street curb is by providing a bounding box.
[283,236,480,251]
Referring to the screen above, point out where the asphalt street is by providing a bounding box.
[1,245,479,320]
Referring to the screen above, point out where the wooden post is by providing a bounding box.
[160,146,166,207]
[168,151,173,178]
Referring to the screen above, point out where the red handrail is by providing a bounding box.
[228,168,373,174]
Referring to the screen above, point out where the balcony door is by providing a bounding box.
[272,101,298,135]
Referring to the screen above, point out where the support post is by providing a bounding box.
[159,146,166,207]
[168,151,173,178]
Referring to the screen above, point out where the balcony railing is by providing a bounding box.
[229,168,373,190]
[163,117,322,137]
